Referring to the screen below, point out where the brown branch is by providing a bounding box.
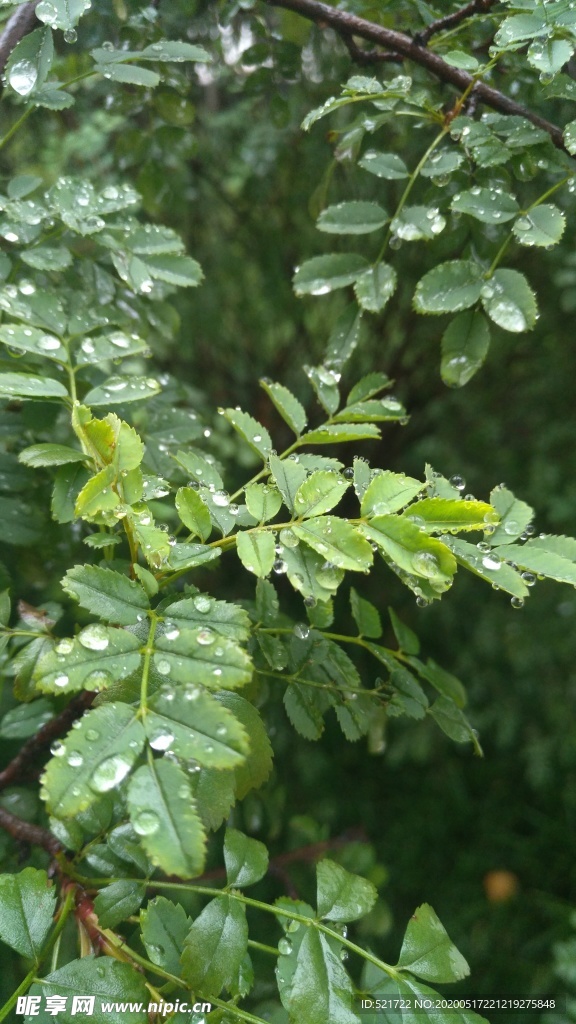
[0,2,39,79]
[0,690,95,792]
[0,805,61,855]
[415,0,499,46]
[262,0,567,153]
[341,34,403,66]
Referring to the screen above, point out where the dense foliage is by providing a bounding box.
[0,1,574,1021]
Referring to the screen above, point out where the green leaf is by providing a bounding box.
[362,517,456,589]
[139,40,212,62]
[6,26,53,97]
[421,146,465,177]
[430,696,480,750]
[19,443,86,468]
[305,363,340,415]
[361,472,424,516]
[294,471,349,518]
[494,12,547,47]
[528,36,572,75]
[441,312,491,388]
[403,498,495,532]
[414,658,466,707]
[489,485,534,543]
[269,453,307,512]
[260,379,307,434]
[236,530,276,578]
[324,304,363,368]
[512,204,566,247]
[293,254,369,295]
[74,330,150,366]
[127,761,205,877]
[43,704,145,817]
[391,205,446,241]
[174,449,223,488]
[564,118,576,155]
[396,903,470,982]
[0,868,56,959]
[283,543,345,602]
[93,881,143,929]
[182,896,249,993]
[162,593,251,642]
[21,244,72,270]
[293,517,373,571]
[317,858,377,922]
[0,698,53,739]
[146,687,248,768]
[223,407,272,460]
[347,372,391,405]
[303,423,380,444]
[245,483,283,522]
[414,261,483,314]
[389,608,420,655]
[350,588,382,638]
[153,628,252,691]
[443,536,529,598]
[359,150,409,179]
[141,896,192,978]
[276,917,358,1024]
[224,827,269,887]
[481,269,537,332]
[138,252,203,286]
[94,62,160,87]
[36,0,92,30]
[284,680,330,739]
[451,187,519,224]
[493,537,576,585]
[33,626,141,694]
[62,565,149,624]
[83,375,161,405]
[354,264,397,312]
[0,372,68,400]
[216,692,273,799]
[0,324,66,362]
[175,486,212,541]
[317,201,388,234]
[32,957,148,1024]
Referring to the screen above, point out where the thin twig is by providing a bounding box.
[0,1,39,79]
[415,0,499,46]
[0,805,61,855]
[262,0,567,153]
[0,690,95,791]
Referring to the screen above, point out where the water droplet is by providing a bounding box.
[196,629,215,646]
[156,659,171,675]
[67,750,84,767]
[86,729,100,742]
[54,674,69,688]
[416,595,430,608]
[164,624,180,641]
[278,938,292,955]
[279,528,299,549]
[304,595,317,607]
[482,555,502,571]
[449,475,466,491]
[64,28,78,43]
[511,596,525,609]
[521,572,536,586]
[293,623,310,640]
[50,741,66,757]
[149,730,174,751]
[412,551,440,577]
[273,559,288,574]
[78,623,109,651]
[90,754,132,792]
[193,594,213,613]
[8,59,38,96]
[212,490,230,507]
[133,810,161,835]
[55,638,74,655]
